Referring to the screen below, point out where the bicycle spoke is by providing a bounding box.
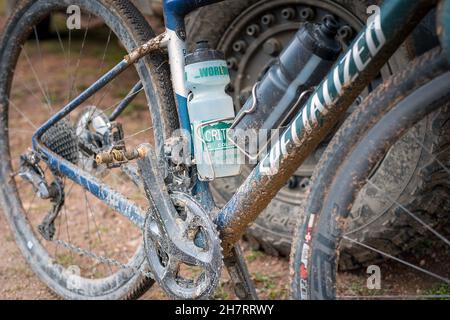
[97,29,113,79]
[60,182,77,259]
[62,205,74,261]
[103,84,145,116]
[53,18,66,58]
[66,29,72,104]
[53,16,72,108]
[91,28,113,104]
[82,162,92,253]
[16,80,55,114]
[75,156,95,264]
[33,26,54,113]
[68,13,92,102]
[94,78,117,110]
[123,126,154,141]
[20,47,53,113]
[53,205,63,260]
[413,135,450,176]
[366,179,450,246]
[343,236,450,284]
[74,83,146,141]
[54,179,75,259]
[436,142,450,156]
[8,98,38,129]
[83,190,114,275]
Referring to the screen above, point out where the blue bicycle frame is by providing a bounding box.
[31,0,448,255]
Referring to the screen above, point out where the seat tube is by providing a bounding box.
[162,0,226,206]
[162,0,226,132]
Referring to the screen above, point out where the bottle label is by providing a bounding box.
[185,60,230,83]
[195,65,229,79]
[200,121,236,153]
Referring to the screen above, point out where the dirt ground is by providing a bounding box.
[0,4,448,301]
[0,210,291,300]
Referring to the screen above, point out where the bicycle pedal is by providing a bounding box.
[95,145,148,168]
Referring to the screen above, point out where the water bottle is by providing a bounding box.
[185,41,241,181]
[230,16,342,157]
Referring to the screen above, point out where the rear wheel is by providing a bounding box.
[0,0,176,299]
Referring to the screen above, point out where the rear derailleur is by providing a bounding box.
[18,152,64,241]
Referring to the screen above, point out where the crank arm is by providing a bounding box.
[224,245,258,300]
[137,145,212,262]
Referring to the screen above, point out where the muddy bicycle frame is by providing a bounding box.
[32,0,450,256]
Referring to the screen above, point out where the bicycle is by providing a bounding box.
[0,0,448,299]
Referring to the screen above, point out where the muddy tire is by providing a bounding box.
[290,48,450,299]
[0,0,177,299]
[186,0,418,263]
[338,66,450,270]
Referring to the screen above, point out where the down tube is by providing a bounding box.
[216,0,435,255]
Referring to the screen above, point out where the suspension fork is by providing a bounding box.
[215,0,436,256]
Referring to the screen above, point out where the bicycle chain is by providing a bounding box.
[52,239,153,278]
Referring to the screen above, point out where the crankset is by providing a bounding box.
[137,144,222,300]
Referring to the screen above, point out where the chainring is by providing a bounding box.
[138,145,222,300]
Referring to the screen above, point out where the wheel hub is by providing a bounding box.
[75,106,115,176]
